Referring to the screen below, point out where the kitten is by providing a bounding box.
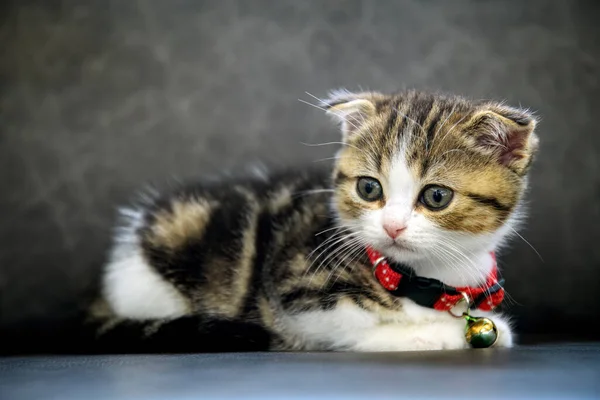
[91,89,539,352]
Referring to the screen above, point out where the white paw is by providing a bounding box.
[411,337,443,351]
[409,335,469,351]
[353,320,470,352]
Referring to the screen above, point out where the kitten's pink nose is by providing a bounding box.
[383,222,406,239]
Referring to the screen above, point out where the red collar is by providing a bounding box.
[366,247,505,312]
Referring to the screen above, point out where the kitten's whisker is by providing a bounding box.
[508,227,544,262]
[311,234,362,276]
[304,91,327,105]
[502,290,522,307]
[305,227,355,261]
[438,241,495,298]
[292,189,335,199]
[319,233,362,260]
[443,242,482,280]
[428,247,463,283]
[441,236,480,259]
[312,156,341,163]
[323,238,363,280]
[305,231,352,264]
[312,155,367,164]
[300,140,362,152]
[333,241,367,285]
[297,98,329,112]
[307,235,363,286]
[427,245,461,278]
[305,236,350,280]
[297,99,362,132]
[325,238,366,288]
[421,248,443,278]
[347,112,366,127]
[431,245,471,285]
[305,231,361,277]
[314,225,350,237]
[435,241,518,306]
[435,239,484,285]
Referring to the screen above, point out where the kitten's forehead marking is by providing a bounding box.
[386,143,419,206]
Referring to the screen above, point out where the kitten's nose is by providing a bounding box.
[383,222,406,239]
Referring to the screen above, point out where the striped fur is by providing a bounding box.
[93,89,539,352]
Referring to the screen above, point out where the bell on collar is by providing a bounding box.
[464,315,499,348]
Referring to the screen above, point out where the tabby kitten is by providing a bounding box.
[94,89,539,352]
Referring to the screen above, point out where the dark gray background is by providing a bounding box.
[1,0,599,338]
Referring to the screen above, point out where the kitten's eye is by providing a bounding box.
[356,177,383,202]
[420,185,454,210]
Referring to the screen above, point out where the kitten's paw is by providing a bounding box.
[410,335,468,351]
[353,321,469,352]
[411,337,443,351]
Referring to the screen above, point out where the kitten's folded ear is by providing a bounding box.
[322,90,379,140]
[466,104,539,174]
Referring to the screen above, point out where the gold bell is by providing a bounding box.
[464,315,499,348]
[448,292,499,349]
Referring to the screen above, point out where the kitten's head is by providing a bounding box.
[324,89,539,276]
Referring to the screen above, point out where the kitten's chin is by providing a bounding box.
[374,241,422,265]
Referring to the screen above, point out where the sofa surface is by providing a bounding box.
[2,345,599,399]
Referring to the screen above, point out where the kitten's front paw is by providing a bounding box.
[351,314,513,352]
[413,334,468,351]
[354,321,469,352]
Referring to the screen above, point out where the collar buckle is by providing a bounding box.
[448,292,472,318]
[371,256,386,277]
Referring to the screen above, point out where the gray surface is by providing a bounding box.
[1,345,599,399]
[1,1,600,336]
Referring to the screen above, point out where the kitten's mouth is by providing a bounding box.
[387,240,416,252]
[372,241,420,266]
